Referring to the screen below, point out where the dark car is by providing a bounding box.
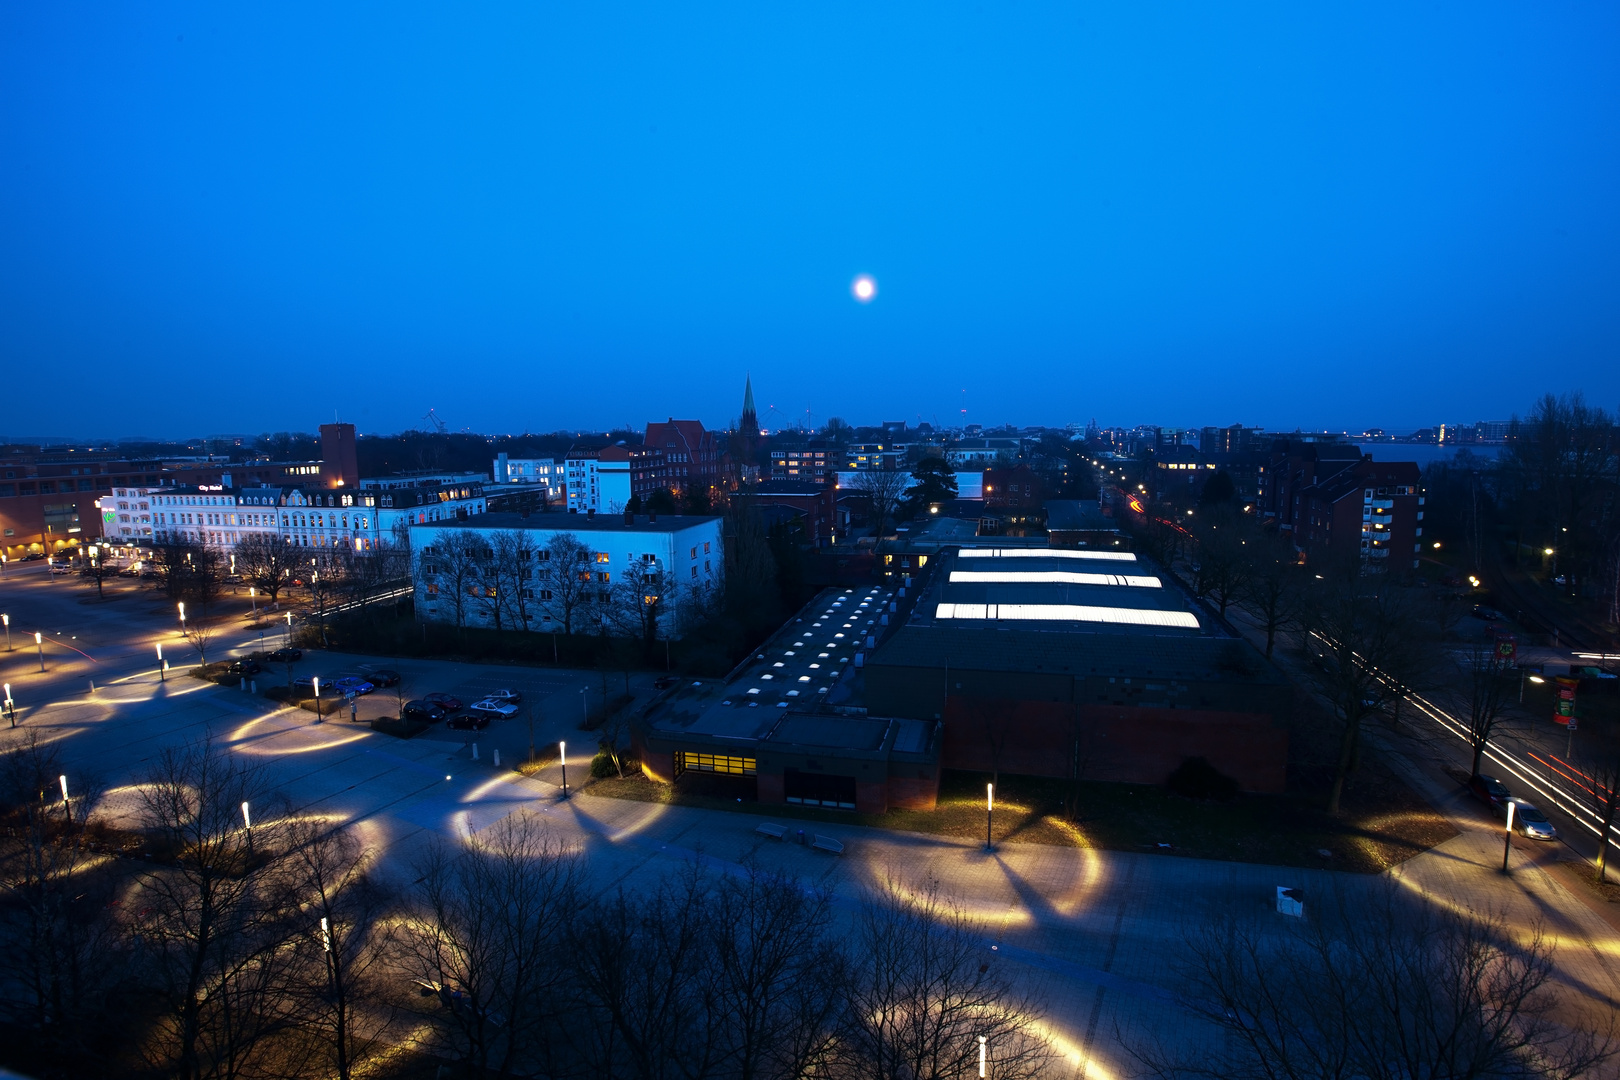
[1471,605,1505,621]
[332,676,375,696]
[424,692,463,712]
[358,666,401,687]
[447,714,490,731]
[21,552,46,562]
[1467,773,1510,810]
[228,659,263,676]
[401,700,448,723]
[266,647,303,663]
[654,676,679,690]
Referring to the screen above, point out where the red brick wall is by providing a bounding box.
[886,773,940,810]
[639,746,676,784]
[855,779,888,815]
[941,696,1287,793]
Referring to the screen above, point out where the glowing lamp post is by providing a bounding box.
[60,774,71,824]
[249,587,257,616]
[559,740,569,799]
[3,684,13,728]
[985,783,994,851]
[3,612,9,651]
[178,602,186,631]
[313,677,322,722]
[1501,801,1516,873]
[243,801,254,853]
[35,632,44,673]
[157,642,165,682]
[979,1036,987,1078]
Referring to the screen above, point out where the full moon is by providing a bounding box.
[851,275,877,302]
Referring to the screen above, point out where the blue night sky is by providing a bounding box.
[3,3,1618,439]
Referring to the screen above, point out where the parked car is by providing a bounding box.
[401,700,448,723]
[482,688,522,704]
[332,676,375,696]
[266,647,303,663]
[1496,796,1558,840]
[469,699,519,719]
[447,714,491,731]
[21,552,46,562]
[1466,773,1510,811]
[49,562,74,575]
[118,565,142,577]
[1471,605,1505,621]
[654,676,679,690]
[357,666,401,687]
[424,692,463,712]
[228,659,263,676]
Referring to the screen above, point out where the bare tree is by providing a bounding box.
[418,533,480,634]
[283,817,397,1080]
[1189,508,1252,619]
[493,529,540,631]
[233,533,299,606]
[836,875,1052,1080]
[181,612,220,670]
[130,739,303,1080]
[854,468,911,540]
[1573,706,1620,884]
[1450,642,1518,778]
[1239,532,1301,657]
[1300,557,1433,815]
[81,546,118,600]
[539,532,593,635]
[1134,882,1615,1080]
[397,812,583,1078]
[0,735,122,1046]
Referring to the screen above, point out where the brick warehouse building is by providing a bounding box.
[1259,440,1425,570]
[864,546,1291,792]
[634,545,1291,805]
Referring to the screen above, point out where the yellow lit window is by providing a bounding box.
[676,751,756,776]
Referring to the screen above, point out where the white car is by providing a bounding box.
[469,698,519,719]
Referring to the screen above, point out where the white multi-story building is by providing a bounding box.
[96,486,158,545]
[493,453,565,499]
[411,511,723,638]
[144,478,487,553]
[564,446,632,515]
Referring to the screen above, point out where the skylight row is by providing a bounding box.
[933,602,1199,628]
[949,570,1161,588]
[958,548,1136,562]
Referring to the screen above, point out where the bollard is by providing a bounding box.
[88,679,95,694]
[472,743,479,761]
[250,680,256,694]
[493,749,500,768]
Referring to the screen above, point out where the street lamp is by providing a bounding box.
[242,801,254,852]
[249,586,257,616]
[157,643,165,682]
[60,774,71,824]
[1501,801,1516,873]
[2,613,9,651]
[285,611,293,647]
[985,783,994,851]
[3,684,13,729]
[35,632,44,673]
[979,1035,987,1078]
[560,740,569,798]
[313,677,322,722]
[178,602,186,628]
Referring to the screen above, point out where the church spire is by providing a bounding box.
[740,374,758,434]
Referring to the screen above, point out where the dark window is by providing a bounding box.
[0,484,13,497]
[784,769,856,809]
[38,481,55,494]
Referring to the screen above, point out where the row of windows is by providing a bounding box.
[675,752,756,776]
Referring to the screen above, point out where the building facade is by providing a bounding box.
[411,512,724,638]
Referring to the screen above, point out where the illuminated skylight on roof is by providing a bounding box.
[949,571,1161,588]
[934,602,1199,628]
[958,548,1137,562]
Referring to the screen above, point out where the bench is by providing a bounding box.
[810,834,844,855]
[754,822,787,840]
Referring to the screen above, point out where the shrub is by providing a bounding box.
[590,752,618,779]
[1166,756,1240,801]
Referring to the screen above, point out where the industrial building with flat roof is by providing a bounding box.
[865,545,1292,792]
[634,585,943,813]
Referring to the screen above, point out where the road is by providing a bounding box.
[3,561,1619,1077]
